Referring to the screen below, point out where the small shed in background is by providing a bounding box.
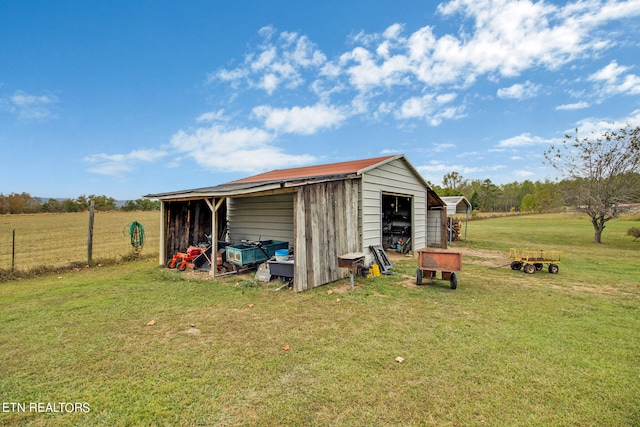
[440,196,472,242]
[145,154,446,291]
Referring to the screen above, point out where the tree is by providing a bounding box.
[520,194,535,212]
[443,172,466,191]
[121,199,160,211]
[477,179,501,211]
[0,192,41,214]
[41,198,63,213]
[545,124,640,243]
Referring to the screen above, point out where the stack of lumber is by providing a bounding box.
[448,219,463,241]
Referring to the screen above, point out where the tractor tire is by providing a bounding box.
[450,272,458,290]
[523,263,536,274]
[416,269,423,285]
[548,264,559,274]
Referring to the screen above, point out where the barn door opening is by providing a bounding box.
[382,193,412,253]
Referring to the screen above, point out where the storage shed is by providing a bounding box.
[440,196,472,241]
[145,154,446,291]
[441,196,472,217]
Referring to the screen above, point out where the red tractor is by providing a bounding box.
[167,246,209,271]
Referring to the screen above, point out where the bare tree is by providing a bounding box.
[545,124,640,243]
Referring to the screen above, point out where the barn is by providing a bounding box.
[145,154,446,291]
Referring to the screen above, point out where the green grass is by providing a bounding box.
[0,214,639,426]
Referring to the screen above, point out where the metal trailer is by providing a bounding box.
[508,248,561,274]
[416,250,462,289]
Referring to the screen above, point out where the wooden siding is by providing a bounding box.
[294,180,359,292]
[361,158,427,250]
[227,194,295,245]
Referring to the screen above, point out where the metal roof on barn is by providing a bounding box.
[229,155,396,184]
[145,155,428,200]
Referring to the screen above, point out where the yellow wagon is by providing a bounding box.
[509,248,561,274]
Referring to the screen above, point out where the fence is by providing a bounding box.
[0,211,159,272]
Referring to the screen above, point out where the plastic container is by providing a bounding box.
[275,249,289,261]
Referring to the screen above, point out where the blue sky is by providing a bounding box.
[1,0,639,200]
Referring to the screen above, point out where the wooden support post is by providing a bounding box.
[204,197,226,278]
[87,200,95,265]
[11,229,15,272]
[159,201,166,265]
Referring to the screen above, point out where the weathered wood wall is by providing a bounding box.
[294,179,359,292]
[164,200,213,260]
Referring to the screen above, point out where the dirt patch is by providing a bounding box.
[454,247,510,268]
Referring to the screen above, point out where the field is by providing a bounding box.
[0,211,160,272]
[0,213,639,426]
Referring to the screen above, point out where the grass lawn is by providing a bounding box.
[0,213,638,426]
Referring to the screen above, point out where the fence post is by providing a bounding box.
[88,201,95,265]
[11,229,15,272]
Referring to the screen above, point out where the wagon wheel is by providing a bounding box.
[416,269,423,285]
[450,272,458,290]
[534,263,543,271]
[523,263,536,274]
[177,260,187,271]
[548,264,559,274]
[167,259,177,269]
[510,261,522,270]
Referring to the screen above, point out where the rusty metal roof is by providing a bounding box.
[145,154,443,202]
[229,155,397,183]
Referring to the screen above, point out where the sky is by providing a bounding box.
[1,0,640,200]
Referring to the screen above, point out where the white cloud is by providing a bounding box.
[169,124,316,173]
[1,90,59,120]
[84,149,168,177]
[589,60,629,83]
[252,103,347,135]
[498,133,557,148]
[570,109,640,136]
[497,81,541,100]
[196,110,229,123]
[360,0,640,91]
[556,101,590,110]
[210,26,326,95]
[205,2,640,132]
[434,143,456,152]
[396,92,464,125]
[588,60,640,97]
[179,1,640,181]
[416,159,506,184]
[515,170,536,178]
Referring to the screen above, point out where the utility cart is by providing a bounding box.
[225,240,288,268]
[416,250,462,289]
[509,248,561,274]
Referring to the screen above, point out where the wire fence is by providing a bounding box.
[0,211,159,272]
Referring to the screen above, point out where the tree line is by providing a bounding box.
[0,193,160,214]
[430,173,640,213]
